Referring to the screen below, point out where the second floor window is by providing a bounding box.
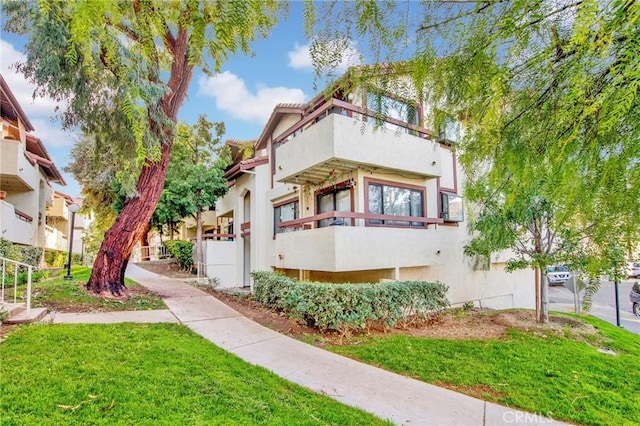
[367,181,424,227]
[274,200,298,234]
[317,185,352,228]
[366,91,418,131]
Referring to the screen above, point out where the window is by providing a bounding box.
[440,192,463,222]
[317,186,352,228]
[366,91,418,131]
[274,200,298,234]
[367,181,424,227]
[437,115,461,144]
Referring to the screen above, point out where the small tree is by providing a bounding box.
[159,116,231,270]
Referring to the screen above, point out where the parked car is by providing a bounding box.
[631,282,640,317]
[546,265,571,286]
[628,262,640,278]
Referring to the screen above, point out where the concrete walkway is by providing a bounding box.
[57,264,567,425]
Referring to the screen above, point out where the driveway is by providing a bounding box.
[548,279,640,336]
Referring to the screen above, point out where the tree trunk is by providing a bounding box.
[86,141,173,294]
[540,268,549,323]
[534,267,541,323]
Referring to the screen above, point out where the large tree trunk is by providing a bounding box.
[86,141,173,295]
[85,29,193,295]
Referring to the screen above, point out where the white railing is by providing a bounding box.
[1,256,33,312]
[133,245,170,262]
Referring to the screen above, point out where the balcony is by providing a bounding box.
[273,100,442,186]
[0,138,39,192]
[273,211,443,272]
[46,196,69,220]
[0,201,36,246]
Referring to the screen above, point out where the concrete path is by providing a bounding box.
[101,263,564,426]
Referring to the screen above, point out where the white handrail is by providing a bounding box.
[1,256,33,312]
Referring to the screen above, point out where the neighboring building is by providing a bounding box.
[1,74,66,248]
[45,191,93,259]
[206,67,534,309]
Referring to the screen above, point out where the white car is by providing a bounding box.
[546,265,571,286]
[628,262,640,278]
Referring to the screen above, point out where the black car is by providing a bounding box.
[631,282,640,317]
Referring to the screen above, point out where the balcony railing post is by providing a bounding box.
[26,265,32,312]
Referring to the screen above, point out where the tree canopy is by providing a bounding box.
[307,0,640,321]
[4,0,282,293]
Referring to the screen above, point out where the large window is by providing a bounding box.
[317,185,352,228]
[274,200,298,234]
[366,91,418,131]
[367,181,424,227]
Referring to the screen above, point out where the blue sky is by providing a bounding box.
[1,2,362,198]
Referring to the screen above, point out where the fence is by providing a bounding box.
[133,245,170,262]
[1,256,33,311]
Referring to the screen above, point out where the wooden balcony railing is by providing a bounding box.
[276,211,442,232]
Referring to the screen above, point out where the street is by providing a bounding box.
[548,279,640,336]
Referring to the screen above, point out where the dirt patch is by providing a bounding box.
[134,259,196,279]
[132,261,601,344]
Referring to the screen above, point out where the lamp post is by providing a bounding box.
[64,203,80,280]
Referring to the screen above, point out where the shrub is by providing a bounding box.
[251,271,449,332]
[165,240,194,271]
[45,250,67,268]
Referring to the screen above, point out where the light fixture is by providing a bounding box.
[64,203,80,281]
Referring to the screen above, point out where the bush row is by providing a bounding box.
[251,271,449,332]
[164,240,194,271]
[0,238,48,284]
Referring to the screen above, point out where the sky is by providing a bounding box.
[0,2,362,198]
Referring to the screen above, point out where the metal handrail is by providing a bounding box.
[1,256,33,312]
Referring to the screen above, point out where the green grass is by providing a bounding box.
[30,266,166,312]
[1,323,389,425]
[327,313,640,426]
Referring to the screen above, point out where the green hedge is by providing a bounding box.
[164,240,194,271]
[251,271,449,332]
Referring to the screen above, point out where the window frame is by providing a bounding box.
[440,191,464,222]
[315,181,354,228]
[364,178,426,228]
[273,198,299,235]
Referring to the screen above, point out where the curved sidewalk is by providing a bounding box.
[124,264,566,426]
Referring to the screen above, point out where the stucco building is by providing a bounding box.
[205,69,535,309]
[1,74,66,249]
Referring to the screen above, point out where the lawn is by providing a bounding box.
[1,323,388,425]
[30,266,166,312]
[327,313,640,426]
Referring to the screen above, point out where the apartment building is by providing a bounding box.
[207,69,534,309]
[1,74,66,248]
[45,191,92,258]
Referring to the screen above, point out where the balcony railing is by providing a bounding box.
[274,98,435,147]
[277,211,442,232]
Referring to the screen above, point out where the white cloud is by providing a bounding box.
[288,42,314,70]
[30,118,78,148]
[288,40,362,73]
[0,40,60,119]
[197,72,306,124]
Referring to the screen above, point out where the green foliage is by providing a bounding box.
[0,238,43,270]
[164,240,194,271]
[1,324,386,425]
[44,250,66,268]
[307,0,640,316]
[252,271,449,332]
